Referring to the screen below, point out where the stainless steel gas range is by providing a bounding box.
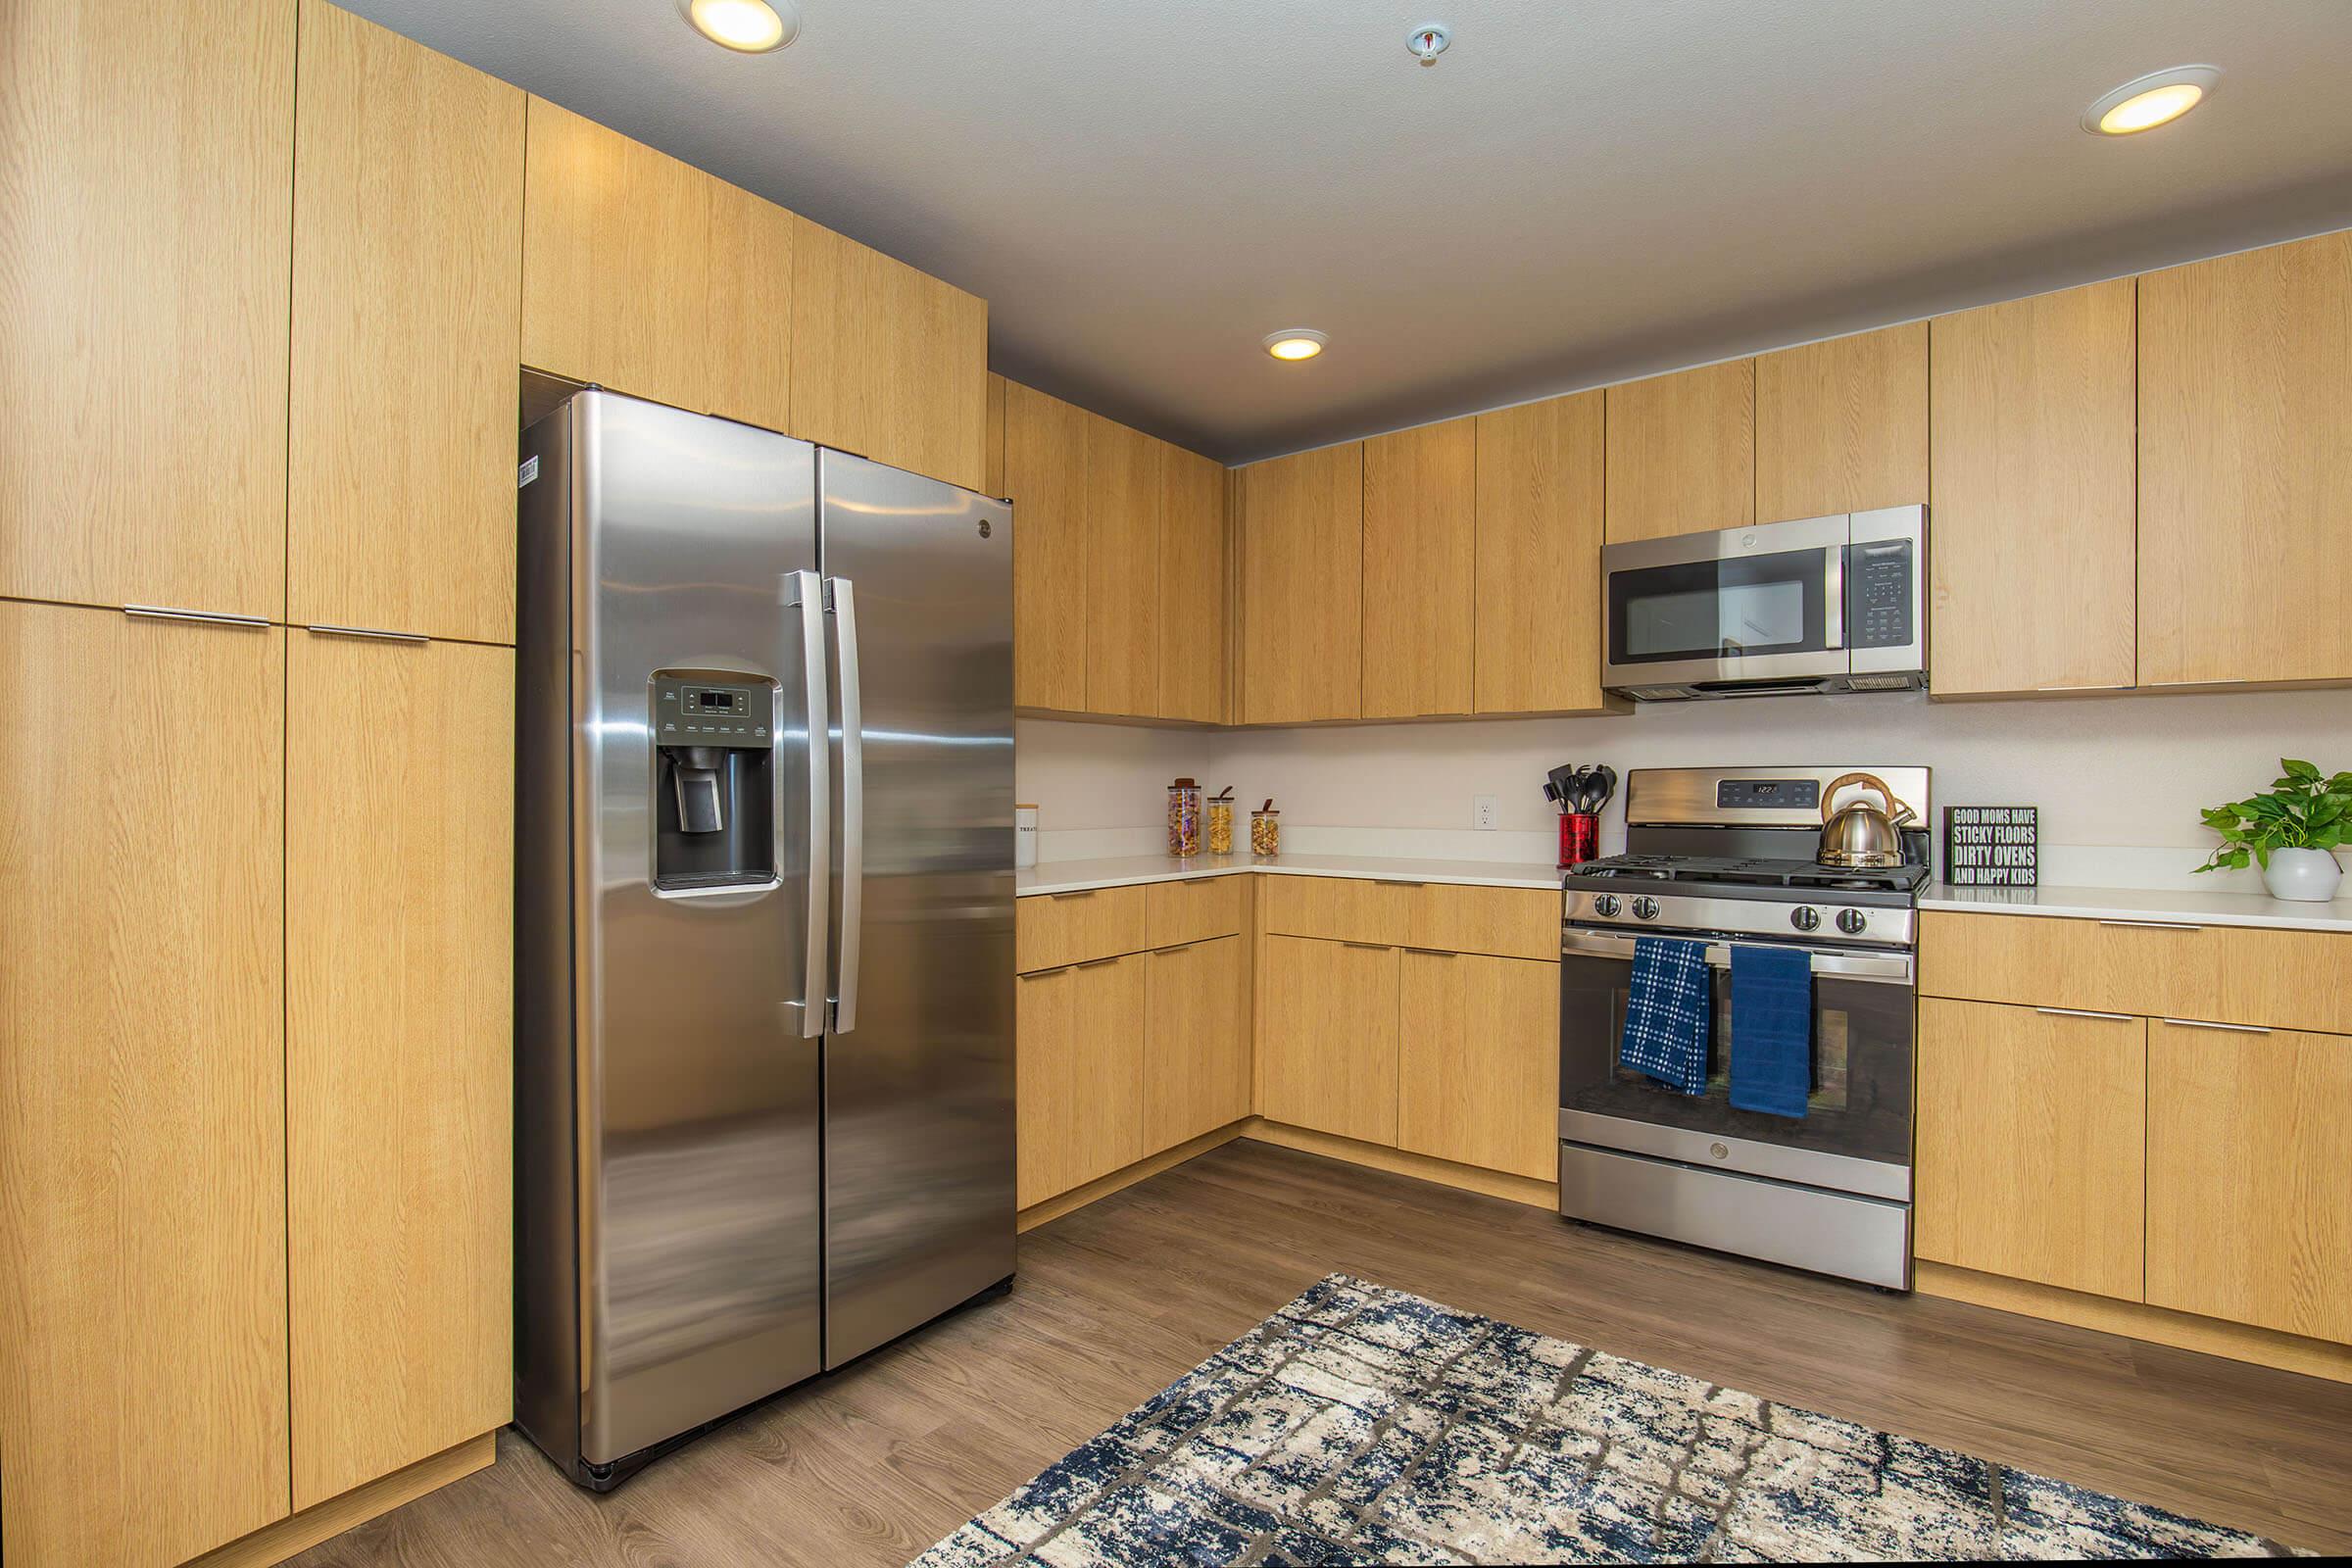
[1556,765,1929,1290]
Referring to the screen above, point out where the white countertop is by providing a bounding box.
[1921,881,2352,934]
[1017,852,1563,897]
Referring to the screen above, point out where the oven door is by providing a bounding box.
[1602,514,1847,690]
[1557,928,1913,1200]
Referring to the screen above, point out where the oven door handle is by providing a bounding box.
[1559,929,1914,986]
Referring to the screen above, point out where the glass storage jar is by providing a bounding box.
[1250,804,1280,858]
[1167,778,1202,858]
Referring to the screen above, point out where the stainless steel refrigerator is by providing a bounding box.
[513,389,1014,1489]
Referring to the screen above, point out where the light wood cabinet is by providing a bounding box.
[1256,936,1399,1144]
[1474,391,1611,714]
[1260,875,1411,948]
[289,2,524,644]
[1146,876,1248,949]
[0,603,289,1567]
[1,0,293,619]
[1016,885,1151,972]
[1145,938,1250,1149]
[1396,952,1558,1179]
[705,179,798,438]
[1604,360,1754,543]
[1914,999,2146,1301]
[1084,415,1162,717]
[287,634,513,1508]
[1754,323,1928,521]
[985,372,1007,497]
[1929,280,2137,696]
[1239,444,1364,723]
[1361,417,1475,718]
[1005,381,1090,711]
[2147,1020,2352,1343]
[1015,957,1147,1205]
[791,217,988,491]
[1405,884,1563,962]
[1158,444,1228,722]
[2138,230,2352,688]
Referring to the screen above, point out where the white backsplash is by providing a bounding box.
[1017,686,2352,892]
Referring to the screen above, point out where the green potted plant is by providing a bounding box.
[2194,759,2348,902]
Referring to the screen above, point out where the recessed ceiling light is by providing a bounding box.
[1264,329,1328,362]
[681,0,800,54]
[2082,65,2220,135]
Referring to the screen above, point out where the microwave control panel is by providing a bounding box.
[1846,540,1915,649]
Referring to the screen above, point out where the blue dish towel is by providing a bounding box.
[1730,944,1814,1118]
[1619,937,1710,1095]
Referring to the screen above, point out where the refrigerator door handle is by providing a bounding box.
[791,569,831,1039]
[828,574,864,1035]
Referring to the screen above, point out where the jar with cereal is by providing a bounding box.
[1250,800,1280,858]
[1167,777,1202,858]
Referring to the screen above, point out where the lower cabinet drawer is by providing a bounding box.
[1146,875,1247,948]
[1404,884,1559,961]
[1016,885,1150,972]
[1260,875,1408,947]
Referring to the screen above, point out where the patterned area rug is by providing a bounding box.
[913,1274,2309,1564]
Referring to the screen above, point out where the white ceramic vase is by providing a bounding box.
[2261,847,2343,903]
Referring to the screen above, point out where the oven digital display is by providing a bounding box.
[1716,779,1821,809]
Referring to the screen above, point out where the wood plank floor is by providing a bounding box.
[292,1139,2352,1564]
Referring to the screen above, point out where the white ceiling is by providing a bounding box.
[353,0,2352,463]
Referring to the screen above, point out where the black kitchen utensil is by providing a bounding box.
[1544,762,1583,809]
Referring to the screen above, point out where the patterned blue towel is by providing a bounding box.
[1619,937,1710,1095]
[1730,943,1814,1118]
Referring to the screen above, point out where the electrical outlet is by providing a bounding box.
[1474,794,1497,830]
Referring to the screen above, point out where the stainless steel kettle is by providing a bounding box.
[1817,772,1916,869]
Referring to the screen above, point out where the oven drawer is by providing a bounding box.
[1918,911,2351,1034]
[1016,885,1150,973]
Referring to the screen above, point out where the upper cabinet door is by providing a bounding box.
[1,0,293,618]
[1930,280,2136,697]
[2139,231,2352,688]
[290,2,523,644]
[705,179,796,437]
[1158,444,1227,723]
[1005,381,1089,711]
[1361,417,1475,718]
[791,218,988,491]
[1084,416,1161,717]
[520,98,711,413]
[1604,359,1754,543]
[1754,322,1928,521]
[1240,443,1364,723]
[1474,391,1609,714]
[984,373,1008,498]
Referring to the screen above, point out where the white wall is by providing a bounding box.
[1022,687,2352,891]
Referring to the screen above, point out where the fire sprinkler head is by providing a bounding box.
[1407,23,1451,66]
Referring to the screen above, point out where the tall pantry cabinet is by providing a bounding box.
[1,2,514,1564]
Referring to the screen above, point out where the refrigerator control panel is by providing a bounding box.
[653,677,773,747]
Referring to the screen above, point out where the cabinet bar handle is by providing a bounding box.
[1403,947,1457,956]
[2096,919,2203,932]
[2160,1017,2272,1035]
[122,605,269,630]
[1074,956,1122,969]
[1053,889,1098,900]
[305,622,428,644]
[1340,941,1391,951]
[1157,943,1194,955]
[2034,1006,2133,1022]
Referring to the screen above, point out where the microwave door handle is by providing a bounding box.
[1824,541,1847,651]
[827,575,863,1036]
[790,570,831,1040]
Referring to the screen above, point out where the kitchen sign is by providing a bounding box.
[1943,806,2038,886]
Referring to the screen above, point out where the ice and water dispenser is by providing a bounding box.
[651,673,778,890]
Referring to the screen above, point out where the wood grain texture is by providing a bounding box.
[1360,417,1476,717]
[1015,886,1151,972]
[1157,443,1227,723]
[790,216,988,490]
[1240,1123,1558,1210]
[1473,391,1615,715]
[1913,1000,2146,1301]
[1014,958,1146,1206]
[704,178,795,436]
[276,1141,2352,1566]
[1144,938,1251,1150]
[0,0,292,617]
[1238,443,1364,723]
[1918,910,2352,1035]
[192,1434,494,1568]
[1258,876,1410,948]
[1013,1123,1247,1234]
[2147,1021,2352,1344]
[287,635,513,1509]
[0,603,288,1567]
[1928,280,2136,696]
[1004,380,1089,711]
[290,1,523,644]
[519,97,710,413]
[1396,952,1560,1180]
[1405,884,1562,962]
[2138,230,2352,687]
[1754,323,1928,521]
[1603,360,1754,542]
[1145,876,1247,949]
[1083,415,1161,717]
[984,373,1006,498]
[1255,936,1398,1145]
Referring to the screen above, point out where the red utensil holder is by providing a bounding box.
[1559,811,1599,868]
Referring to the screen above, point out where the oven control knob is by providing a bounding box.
[1631,896,1659,921]
[1592,894,1621,918]
[1837,908,1869,935]
[1789,906,1821,932]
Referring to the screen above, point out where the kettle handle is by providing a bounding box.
[1822,771,1916,826]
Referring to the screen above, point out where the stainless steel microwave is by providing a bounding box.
[1601,507,1926,700]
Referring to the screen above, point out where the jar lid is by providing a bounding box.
[1171,777,1198,788]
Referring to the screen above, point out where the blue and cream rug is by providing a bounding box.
[914,1274,2308,1564]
